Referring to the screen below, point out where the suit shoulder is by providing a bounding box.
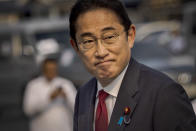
[135,62,185,94]
[136,62,188,103]
[75,77,97,111]
[77,77,97,94]
[138,62,175,85]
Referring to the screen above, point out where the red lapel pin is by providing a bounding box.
[124,107,131,115]
[123,107,131,125]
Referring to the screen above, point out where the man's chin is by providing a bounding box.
[96,71,115,80]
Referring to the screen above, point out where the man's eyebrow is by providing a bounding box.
[101,27,116,32]
[80,32,94,38]
[80,27,116,37]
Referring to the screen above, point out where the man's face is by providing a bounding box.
[43,61,57,81]
[72,8,135,86]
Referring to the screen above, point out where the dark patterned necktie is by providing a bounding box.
[95,90,109,131]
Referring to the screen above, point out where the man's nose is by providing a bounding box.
[94,39,109,58]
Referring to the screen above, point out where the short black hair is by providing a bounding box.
[69,0,132,42]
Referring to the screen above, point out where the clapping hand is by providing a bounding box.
[50,87,66,100]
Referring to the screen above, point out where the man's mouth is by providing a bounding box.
[95,59,115,66]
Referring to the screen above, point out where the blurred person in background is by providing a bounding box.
[69,0,196,131]
[23,57,76,131]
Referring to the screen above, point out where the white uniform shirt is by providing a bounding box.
[94,65,128,130]
[23,76,76,131]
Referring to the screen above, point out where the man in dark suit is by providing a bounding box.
[69,0,196,131]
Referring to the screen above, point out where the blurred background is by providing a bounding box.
[0,0,196,130]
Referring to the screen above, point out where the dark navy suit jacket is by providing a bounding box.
[74,58,196,131]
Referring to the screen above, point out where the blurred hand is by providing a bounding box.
[50,87,66,100]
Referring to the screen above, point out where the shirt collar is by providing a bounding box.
[96,64,128,98]
[42,76,57,83]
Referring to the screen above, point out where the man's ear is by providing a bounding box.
[127,24,136,49]
[70,39,79,52]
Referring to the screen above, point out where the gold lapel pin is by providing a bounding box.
[124,107,131,115]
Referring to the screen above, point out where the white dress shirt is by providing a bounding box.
[94,65,128,130]
[23,76,76,131]
[192,99,196,115]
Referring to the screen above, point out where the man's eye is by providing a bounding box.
[103,35,116,40]
[82,40,94,44]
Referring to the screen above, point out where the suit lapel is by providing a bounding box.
[88,79,97,131]
[78,78,97,131]
[108,58,140,131]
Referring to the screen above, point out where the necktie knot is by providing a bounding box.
[99,90,109,101]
